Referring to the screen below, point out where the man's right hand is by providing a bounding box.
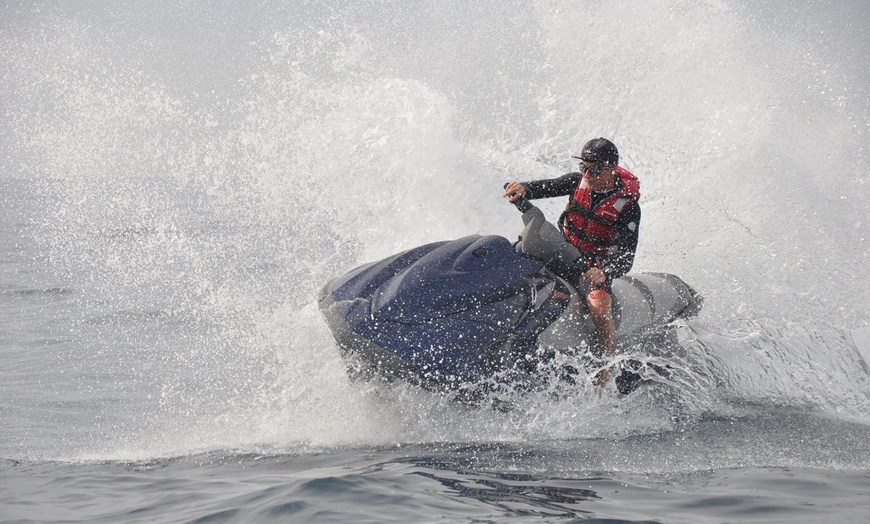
[502,182,526,203]
[582,267,607,288]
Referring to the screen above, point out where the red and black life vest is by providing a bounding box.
[558,166,640,256]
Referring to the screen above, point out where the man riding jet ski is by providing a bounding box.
[319,139,701,399]
[504,138,638,387]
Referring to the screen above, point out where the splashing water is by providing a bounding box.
[1,0,868,462]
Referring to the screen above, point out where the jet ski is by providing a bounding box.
[318,195,702,399]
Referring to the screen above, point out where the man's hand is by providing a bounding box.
[502,181,526,203]
[582,267,607,288]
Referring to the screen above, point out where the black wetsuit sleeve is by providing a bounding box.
[521,172,583,200]
[600,201,641,280]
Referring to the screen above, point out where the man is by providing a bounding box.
[503,138,641,387]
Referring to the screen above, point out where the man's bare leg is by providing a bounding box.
[587,289,616,387]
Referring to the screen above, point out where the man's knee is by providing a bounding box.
[586,289,612,318]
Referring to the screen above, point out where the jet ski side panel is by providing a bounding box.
[615,273,702,335]
[321,293,511,386]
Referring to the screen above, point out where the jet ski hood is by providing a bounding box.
[370,235,543,323]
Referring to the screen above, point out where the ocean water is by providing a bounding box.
[2,1,869,522]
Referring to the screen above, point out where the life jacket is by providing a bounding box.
[558,166,640,257]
